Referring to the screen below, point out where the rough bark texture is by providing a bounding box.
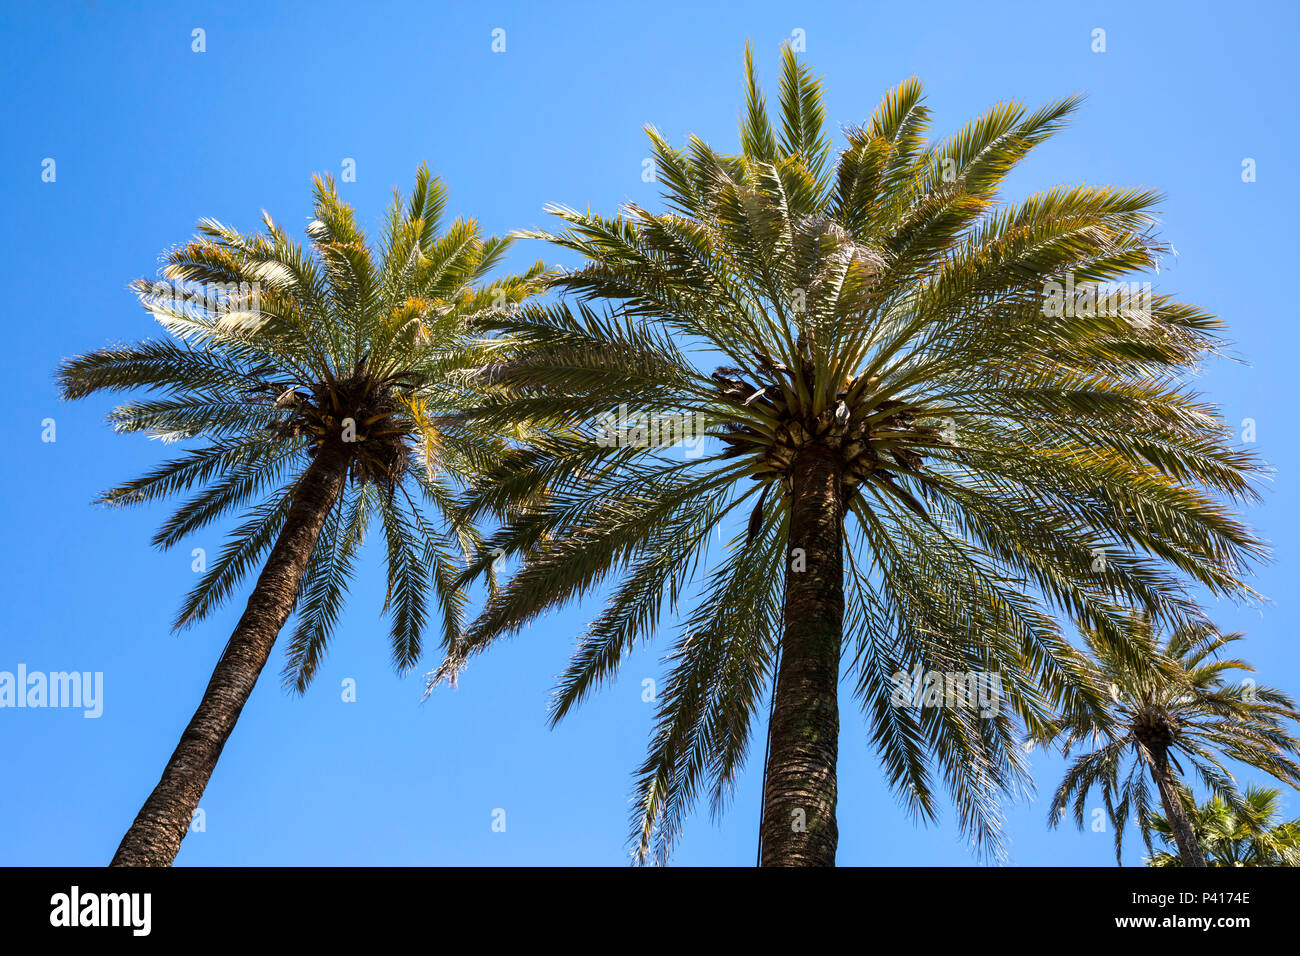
[110,441,351,867]
[1147,745,1207,868]
[761,444,843,867]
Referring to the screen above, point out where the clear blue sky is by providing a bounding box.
[1,0,1296,866]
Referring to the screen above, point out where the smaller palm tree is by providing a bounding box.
[1148,785,1300,866]
[59,166,547,865]
[1043,618,1300,867]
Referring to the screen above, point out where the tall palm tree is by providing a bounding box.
[430,47,1268,866]
[1045,620,1300,867]
[1148,785,1300,866]
[58,167,546,866]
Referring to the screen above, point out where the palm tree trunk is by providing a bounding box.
[760,444,843,866]
[110,441,351,867]
[1147,745,1206,867]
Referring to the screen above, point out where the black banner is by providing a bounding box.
[0,865,1288,941]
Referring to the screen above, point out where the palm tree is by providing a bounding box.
[1045,620,1300,867]
[1148,785,1300,866]
[430,46,1268,866]
[58,167,546,866]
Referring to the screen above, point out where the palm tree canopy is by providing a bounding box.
[1148,785,1300,866]
[59,166,548,690]
[437,46,1268,863]
[1047,619,1300,862]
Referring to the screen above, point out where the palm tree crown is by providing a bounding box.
[435,47,1267,864]
[61,167,546,688]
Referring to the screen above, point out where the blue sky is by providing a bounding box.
[1,0,1297,866]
